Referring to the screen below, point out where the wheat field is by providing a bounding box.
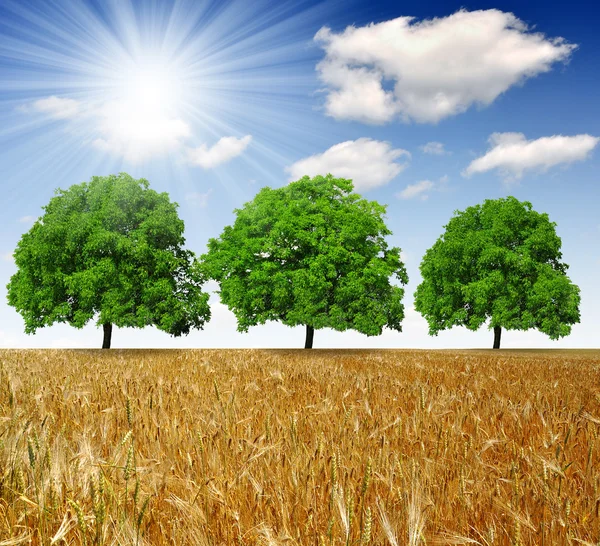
[0,348,599,545]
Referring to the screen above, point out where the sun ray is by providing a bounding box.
[0,0,341,182]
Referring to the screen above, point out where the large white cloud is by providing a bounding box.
[188,135,252,169]
[286,138,410,191]
[464,132,599,180]
[315,9,576,124]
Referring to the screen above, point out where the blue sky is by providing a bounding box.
[1,0,598,349]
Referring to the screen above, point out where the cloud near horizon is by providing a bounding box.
[315,9,576,124]
[464,132,599,180]
[286,138,410,191]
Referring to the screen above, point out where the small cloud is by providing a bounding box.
[30,96,82,119]
[463,132,599,181]
[286,138,410,192]
[18,215,35,224]
[188,135,252,169]
[2,252,14,263]
[185,189,213,208]
[420,142,449,155]
[397,180,434,200]
[397,174,448,200]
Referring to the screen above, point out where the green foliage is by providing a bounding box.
[202,174,408,338]
[414,196,580,340]
[7,173,210,338]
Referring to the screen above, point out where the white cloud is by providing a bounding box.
[92,100,192,163]
[23,94,249,166]
[397,180,434,200]
[2,252,14,263]
[23,95,193,163]
[286,138,410,191]
[31,96,81,119]
[314,9,576,124]
[397,174,448,200]
[464,133,599,180]
[185,189,213,208]
[188,135,252,169]
[18,215,35,224]
[420,142,449,155]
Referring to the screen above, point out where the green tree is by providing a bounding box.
[202,174,408,348]
[7,173,210,348]
[414,196,580,349]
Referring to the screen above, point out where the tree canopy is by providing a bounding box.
[414,196,580,348]
[7,173,210,348]
[201,174,408,348]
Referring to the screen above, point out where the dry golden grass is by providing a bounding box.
[0,348,599,545]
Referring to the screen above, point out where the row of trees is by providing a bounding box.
[7,173,580,349]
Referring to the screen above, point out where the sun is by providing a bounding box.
[115,58,185,116]
[94,54,192,162]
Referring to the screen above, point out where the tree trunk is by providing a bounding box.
[304,325,314,349]
[493,326,501,349]
[102,323,112,349]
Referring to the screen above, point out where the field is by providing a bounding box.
[0,349,599,545]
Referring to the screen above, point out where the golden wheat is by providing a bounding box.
[0,348,598,545]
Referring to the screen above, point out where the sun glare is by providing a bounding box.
[5,0,329,165]
[117,60,185,116]
[93,55,192,162]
